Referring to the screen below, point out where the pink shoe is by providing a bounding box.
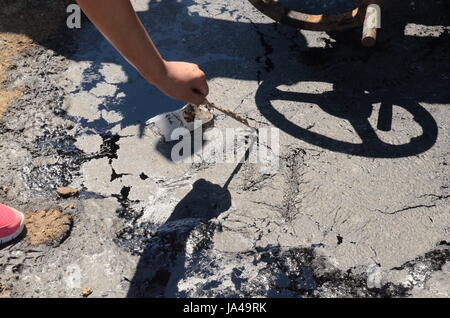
[0,203,25,244]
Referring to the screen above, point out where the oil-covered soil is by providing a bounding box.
[0,0,448,298]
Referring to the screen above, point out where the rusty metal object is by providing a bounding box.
[248,0,385,32]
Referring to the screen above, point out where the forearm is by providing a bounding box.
[76,0,209,105]
[76,0,166,85]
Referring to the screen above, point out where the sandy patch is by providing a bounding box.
[25,209,73,246]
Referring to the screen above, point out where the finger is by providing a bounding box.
[188,90,207,106]
[196,77,209,97]
[192,70,209,96]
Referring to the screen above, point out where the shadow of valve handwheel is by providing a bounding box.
[255,79,438,158]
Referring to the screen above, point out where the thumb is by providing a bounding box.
[188,89,206,106]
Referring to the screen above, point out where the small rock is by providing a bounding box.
[63,204,76,210]
[56,187,79,198]
[1,186,9,193]
[0,283,10,298]
[25,209,73,246]
[81,288,93,298]
[367,263,383,289]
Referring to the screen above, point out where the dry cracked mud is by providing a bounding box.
[0,0,448,298]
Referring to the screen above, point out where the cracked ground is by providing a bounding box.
[0,0,449,298]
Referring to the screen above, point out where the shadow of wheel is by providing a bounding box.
[255,78,438,158]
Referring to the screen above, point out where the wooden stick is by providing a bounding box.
[362,4,380,47]
[205,100,258,131]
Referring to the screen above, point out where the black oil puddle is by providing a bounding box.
[176,241,449,298]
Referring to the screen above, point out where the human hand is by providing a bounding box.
[150,61,209,105]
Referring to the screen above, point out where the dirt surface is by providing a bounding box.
[0,0,448,298]
[25,209,73,246]
[0,32,28,118]
[0,0,72,118]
